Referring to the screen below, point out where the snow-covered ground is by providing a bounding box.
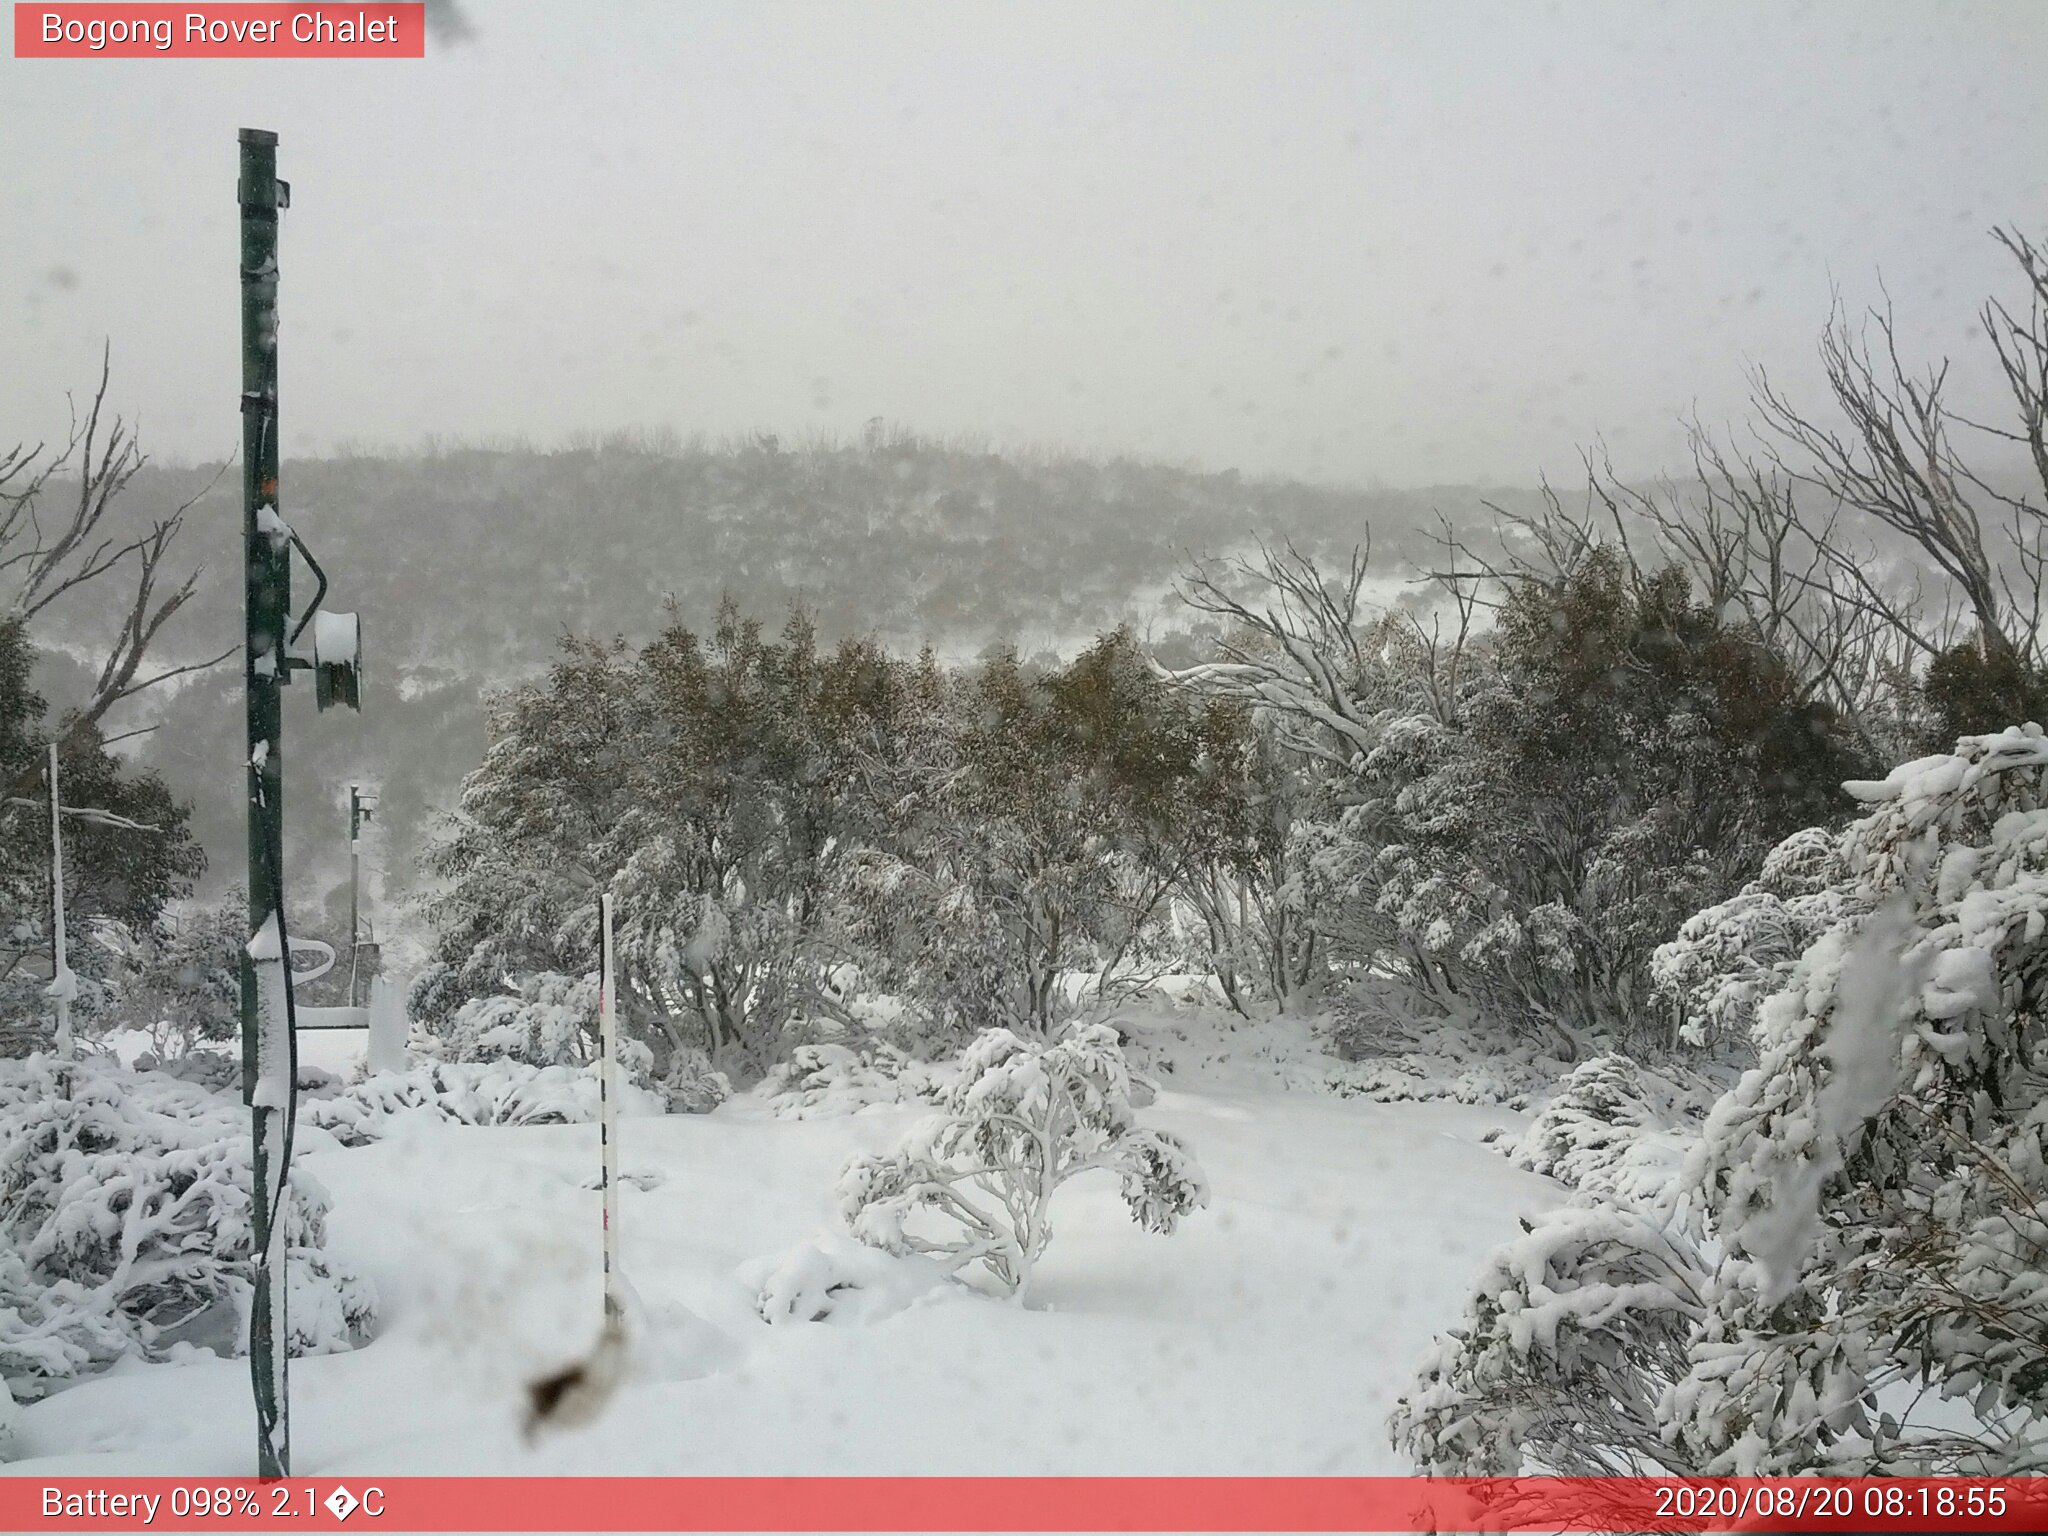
[9,1014,1560,1476]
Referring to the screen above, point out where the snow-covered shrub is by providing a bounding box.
[299,1059,658,1147]
[1391,1203,1712,1475]
[837,1023,1207,1297]
[0,1055,373,1401]
[652,1047,731,1115]
[1651,824,1853,1047]
[742,1232,950,1326]
[1318,992,1559,1108]
[1662,735,2048,1473]
[130,1046,239,1094]
[1170,736,1327,1017]
[1394,728,2048,1476]
[405,959,464,1034]
[422,968,726,1112]
[1510,1054,1657,1186]
[1181,543,1862,1059]
[841,632,1257,1040]
[1,615,206,1052]
[435,970,603,1067]
[759,1041,943,1119]
[1503,1053,1703,1216]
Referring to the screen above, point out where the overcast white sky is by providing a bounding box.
[4,0,2046,487]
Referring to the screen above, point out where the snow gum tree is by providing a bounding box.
[1172,718,1326,1014]
[836,1022,1207,1298]
[841,629,1254,1039]
[1162,524,1864,1056]
[424,600,938,1077]
[421,635,641,1004]
[1351,547,1859,1056]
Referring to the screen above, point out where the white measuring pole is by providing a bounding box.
[598,892,622,1323]
[48,744,72,1059]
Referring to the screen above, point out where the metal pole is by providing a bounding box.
[48,744,70,1059]
[238,125,291,1481]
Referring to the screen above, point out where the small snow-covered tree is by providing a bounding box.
[1510,1055,1655,1193]
[420,637,642,1011]
[1173,722,1326,1014]
[0,367,216,1030]
[836,1023,1207,1298]
[3,357,222,1053]
[2,628,205,1048]
[1166,537,1863,1058]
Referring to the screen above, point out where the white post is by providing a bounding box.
[598,893,622,1323]
[47,744,72,1059]
[365,972,409,1075]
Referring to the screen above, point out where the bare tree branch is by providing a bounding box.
[2,356,229,803]
[1161,537,1391,768]
[1748,250,2048,671]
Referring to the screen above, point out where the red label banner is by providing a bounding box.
[13,4,425,57]
[5,1476,2047,1532]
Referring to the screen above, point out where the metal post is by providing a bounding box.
[238,125,291,1481]
[47,744,71,1059]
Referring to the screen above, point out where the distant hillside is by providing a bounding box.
[32,433,1540,912]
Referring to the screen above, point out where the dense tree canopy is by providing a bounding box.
[1,619,203,1036]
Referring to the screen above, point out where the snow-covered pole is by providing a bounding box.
[47,743,71,1059]
[239,125,292,1481]
[599,892,622,1322]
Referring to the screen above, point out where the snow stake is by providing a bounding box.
[237,126,366,1480]
[599,891,622,1322]
[522,892,627,1436]
[46,744,71,1058]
